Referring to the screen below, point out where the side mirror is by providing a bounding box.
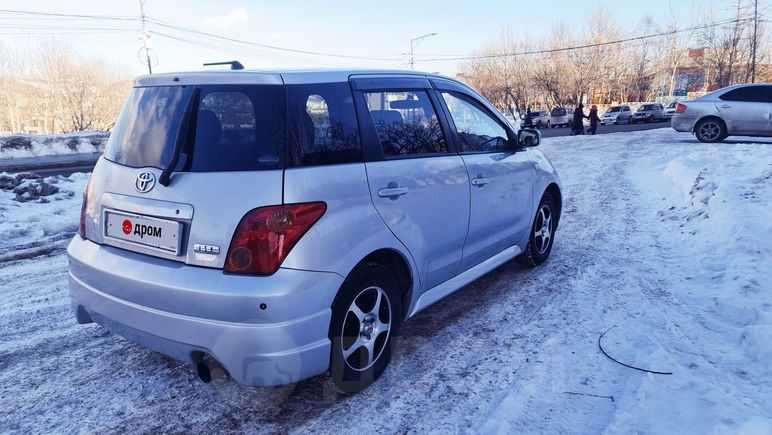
[517,128,541,147]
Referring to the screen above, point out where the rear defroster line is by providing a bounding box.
[598,325,674,376]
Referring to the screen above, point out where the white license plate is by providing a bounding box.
[104,210,182,254]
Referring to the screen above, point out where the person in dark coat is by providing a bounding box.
[571,103,586,135]
[524,107,533,127]
[587,104,600,135]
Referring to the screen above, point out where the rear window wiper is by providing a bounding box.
[159,87,200,187]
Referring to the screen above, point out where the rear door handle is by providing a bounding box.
[378,184,409,198]
[471,177,490,187]
[720,104,731,109]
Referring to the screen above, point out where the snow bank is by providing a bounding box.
[0,171,89,256]
[0,132,109,159]
[611,132,772,434]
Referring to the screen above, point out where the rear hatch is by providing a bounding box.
[82,74,286,269]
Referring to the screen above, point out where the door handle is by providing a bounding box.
[720,104,731,109]
[378,182,409,198]
[471,177,490,187]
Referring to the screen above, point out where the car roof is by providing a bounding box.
[133,68,449,87]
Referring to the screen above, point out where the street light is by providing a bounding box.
[409,32,437,70]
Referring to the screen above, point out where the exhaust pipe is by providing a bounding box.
[196,356,228,383]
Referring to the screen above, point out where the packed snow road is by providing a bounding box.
[1,129,770,434]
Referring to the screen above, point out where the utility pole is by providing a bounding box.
[751,0,758,83]
[139,0,152,74]
[409,33,437,70]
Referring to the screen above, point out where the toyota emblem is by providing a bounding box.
[134,172,156,193]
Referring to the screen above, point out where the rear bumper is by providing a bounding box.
[671,116,696,133]
[67,236,344,386]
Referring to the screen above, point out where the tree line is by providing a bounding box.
[0,40,131,135]
[459,1,767,115]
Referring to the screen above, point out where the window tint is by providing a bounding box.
[364,91,447,157]
[105,86,195,169]
[188,85,285,171]
[287,83,361,166]
[609,107,620,113]
[719,86,771,103]
[441,92,508,153]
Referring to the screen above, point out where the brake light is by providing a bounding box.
[78,178,93,239]
[675,103,687,114]
[224,202,327,275]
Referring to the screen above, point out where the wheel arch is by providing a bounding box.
[345,248,415,321]
[544,182,563,228]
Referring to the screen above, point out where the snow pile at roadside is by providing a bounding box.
[0,172,89,257]
[606,136,772,433]
[0,131,109,159]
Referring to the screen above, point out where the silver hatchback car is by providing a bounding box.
[672,83,772,142]
[68,69,562,393]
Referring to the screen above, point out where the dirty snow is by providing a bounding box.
[0,172,89,259]
[0,132,109,159]
[0,128,770,434]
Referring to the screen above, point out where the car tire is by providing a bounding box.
[695,118,727,143]
[517,192,557,268]
[547,121,551,128]
[329,262,402,394]
[615,118,620,125]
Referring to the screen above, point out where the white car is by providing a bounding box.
[600,105,632,125]
[549,107,574,128]
[663,101,678,120]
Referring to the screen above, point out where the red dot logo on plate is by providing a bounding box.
[122,219,133,235]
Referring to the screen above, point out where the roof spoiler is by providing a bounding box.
[203,60,244,70]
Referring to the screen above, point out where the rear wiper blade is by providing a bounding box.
[159,87,200,187]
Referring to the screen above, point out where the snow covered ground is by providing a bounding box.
[0,128,770,434]
[0,132,109,159]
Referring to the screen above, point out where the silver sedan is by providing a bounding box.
[671,83,772,142]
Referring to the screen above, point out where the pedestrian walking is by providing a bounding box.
[571,103,586,135]
[587,104,600,135]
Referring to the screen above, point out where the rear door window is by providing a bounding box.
[363,90,447,157]
[287,83,361,166]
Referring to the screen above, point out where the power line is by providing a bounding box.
[414,16,757,63]
[144,17,405,61]
[0,9,135,21]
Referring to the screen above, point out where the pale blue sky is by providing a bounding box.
[0,0,748,75]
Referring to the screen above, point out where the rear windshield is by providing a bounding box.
[551,108,566,116]
[639,104,655,111]
[105,85,286,171]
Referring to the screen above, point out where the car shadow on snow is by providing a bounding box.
[100,255,556,431]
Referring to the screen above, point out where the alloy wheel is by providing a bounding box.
[340,286,392,372]
[533,204,553,255]
[698,121,721,141]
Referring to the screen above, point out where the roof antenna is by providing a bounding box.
[203,61,244,70]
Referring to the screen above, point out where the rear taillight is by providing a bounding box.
[224,202,327,275]
[78,178,92,239]
[675,103,687,114]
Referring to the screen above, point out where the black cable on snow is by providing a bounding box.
[598,326,673,376]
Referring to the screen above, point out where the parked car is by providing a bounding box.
[631,103,665,123]
[663,101,678,120]
[68,68,562,393]
[549,107,574,128]
[600,105,632,125]
[521,110,550,128]
[671,83,772,142]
